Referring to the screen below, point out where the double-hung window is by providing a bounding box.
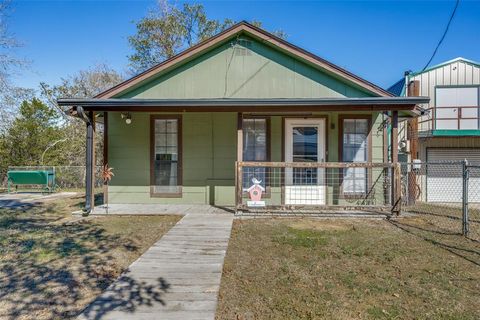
[341,118,369,196]
[242,118,269,191]
[151,116,182,196]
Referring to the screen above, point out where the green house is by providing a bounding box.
[58,22,428,213]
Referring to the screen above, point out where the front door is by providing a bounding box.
[284,118,326,205]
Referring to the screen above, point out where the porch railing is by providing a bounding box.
[235,162,401,214]
[418,106,480,133]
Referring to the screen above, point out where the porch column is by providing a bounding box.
[407,80,420,205]
[103,112,108,204]
[85,111,95,213]
[390,110,400,213]
[235,113,243,209]
[391,111,398,163]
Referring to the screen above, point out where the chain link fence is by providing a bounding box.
[1,166,103,192]
[465,165,480,241]
[401,161,480,241]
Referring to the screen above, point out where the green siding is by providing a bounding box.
[109,112,237,204]
[108,111,386,205]
[107,33,387,205]
[118,36,374,99]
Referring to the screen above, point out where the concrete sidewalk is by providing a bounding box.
[78,211,234,320]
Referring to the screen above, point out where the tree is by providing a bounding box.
[0,0,32,133]
[39,64,125,167]
[128,1,285,73]
[0,99,63,176]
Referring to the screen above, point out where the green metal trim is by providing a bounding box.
[432,129,480,136]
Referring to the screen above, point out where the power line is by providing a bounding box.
[422,0,460,71]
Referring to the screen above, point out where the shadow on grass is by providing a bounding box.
[388,218,480,267]
[0,202,170,320]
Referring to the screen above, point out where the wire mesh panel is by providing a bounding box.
[236,162,397,214]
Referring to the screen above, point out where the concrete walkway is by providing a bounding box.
[78,211,234,320]
[0,192,79,209]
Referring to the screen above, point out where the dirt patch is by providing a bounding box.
[0,195,181,320]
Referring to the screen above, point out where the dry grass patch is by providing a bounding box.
[217,218,480,320]
[0,195,181,320]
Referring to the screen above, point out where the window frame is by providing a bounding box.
[338,115,372,198]
[241,116,271,196]
[150,114,183,198]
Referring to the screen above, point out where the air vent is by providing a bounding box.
[234,38,252,56]
[235,47,251,56]
[238,38,252,48]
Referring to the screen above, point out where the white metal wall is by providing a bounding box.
[408,59,480,132]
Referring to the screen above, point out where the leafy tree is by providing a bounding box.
[39,64,125,167]
[128,1,285,73]
[0,99,63,176]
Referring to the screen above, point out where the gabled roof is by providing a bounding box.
[387,57,480,97]
[96,21,393,99]
[409,57,480,77]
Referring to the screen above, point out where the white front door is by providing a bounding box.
[285,118,326,205]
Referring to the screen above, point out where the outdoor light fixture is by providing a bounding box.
[121,113,132,125]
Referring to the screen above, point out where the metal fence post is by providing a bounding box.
[462,159,469,236]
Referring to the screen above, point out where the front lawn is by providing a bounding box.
[0,195,181,320]
[217,218,480,320]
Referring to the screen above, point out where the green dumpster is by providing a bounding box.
[7,170,55,192]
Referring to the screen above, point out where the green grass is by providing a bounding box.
[0,195,181,320]
[217,218,480,320]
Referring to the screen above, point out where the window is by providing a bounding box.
[341,118,369,195]
[292,126,318,185]
[242,118,268,190]
[435,87,480,130]
[151,116,181,196]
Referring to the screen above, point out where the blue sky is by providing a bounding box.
[9,0,480,91]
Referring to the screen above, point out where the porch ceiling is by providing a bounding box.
[58,97,429,118]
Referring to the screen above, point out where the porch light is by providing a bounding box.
[121,113,132,124]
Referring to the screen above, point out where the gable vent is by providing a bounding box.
[234,38,252,56]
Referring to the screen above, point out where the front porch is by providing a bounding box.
[56,102,420,214]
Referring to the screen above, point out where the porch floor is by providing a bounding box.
[90,204,234,216]
[90,204,389,218]
[78,209,234,320]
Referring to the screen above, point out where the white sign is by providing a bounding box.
[247,200,266,207]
